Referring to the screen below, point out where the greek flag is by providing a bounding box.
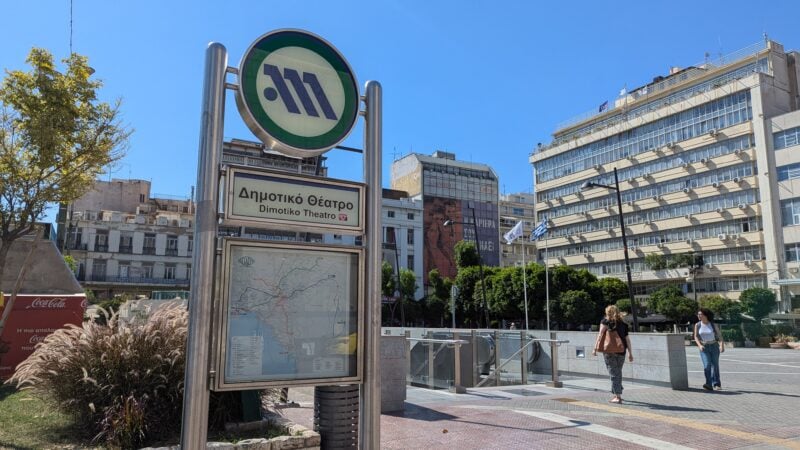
[503,220,524,244]
[531,219,548,241]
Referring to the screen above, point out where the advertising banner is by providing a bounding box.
[0,294,86,380]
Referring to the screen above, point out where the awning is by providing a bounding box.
[770,279,800,286]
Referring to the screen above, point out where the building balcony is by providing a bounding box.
[94,244,109,252]
[119,245,133,254]
[82,275,190,286]
[142,247,156,255]
[165,248,179,256]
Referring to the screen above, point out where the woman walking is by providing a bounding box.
[592,305,633,403]
[694,308,724,391]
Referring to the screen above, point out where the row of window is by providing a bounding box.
[73,230,192,255]
[547,162,755,219]
[545,190,758,239]
[535,91,753,183]
[386,210,415,220]
[89,261,191,281]
[774,125,800,150]
[537,134,754,203]
[542,218,761,258]
[622,275,766,296]
[553,59,767,144]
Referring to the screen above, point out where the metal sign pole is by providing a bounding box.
[181,42,227,448]
[360,80,382,449]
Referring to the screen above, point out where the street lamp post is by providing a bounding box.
[444,207,490,328]
[581,167,639,332]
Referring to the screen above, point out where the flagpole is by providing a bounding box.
[521,223,529,331]
[545,233,550,334]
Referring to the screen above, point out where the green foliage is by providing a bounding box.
[7,305,239,447]
[428,269,452,301]
[667,253,693,269]
[739,287,776,321]
[0,48,130,276]
[720,327,744,344]
[615,298,646,317]
[63,255,77,272]
[645,253,667,270]
[650,286,698,323]
[554,290,596,326]
[398,268,417,301]
[699,295,741,322]
[454,240,480,268]
[381,260,396,298]
[593,277,628,306]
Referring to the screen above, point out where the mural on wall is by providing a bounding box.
[423,196,499,281]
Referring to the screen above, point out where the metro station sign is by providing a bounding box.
[235,29,359,157]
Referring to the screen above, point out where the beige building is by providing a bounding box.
[531,39,800,315]
[499,192,537,267]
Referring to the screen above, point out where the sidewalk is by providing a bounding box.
[276,348,800,449]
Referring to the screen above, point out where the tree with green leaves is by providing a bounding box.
[738,287,776,322]
[426,268,452,326]
[554,290,596,327]
[645,253,667,270]
[381,260,397,298]
[593,277,628,306]
[699,294,742,323]
[649,286,698,324]
[0,48,130,339]
[454,240,480,268]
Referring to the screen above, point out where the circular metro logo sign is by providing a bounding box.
[236,29,359,157]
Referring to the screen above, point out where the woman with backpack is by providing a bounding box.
[592,305,634,403]
[693,308,725,391]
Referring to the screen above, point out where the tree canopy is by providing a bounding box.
[0,48,131,275]
[649,286,697,324]
[738,287,775,321]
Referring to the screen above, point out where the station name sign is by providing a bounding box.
[225,166,364,233]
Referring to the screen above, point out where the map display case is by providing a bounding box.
[213,238,363,390]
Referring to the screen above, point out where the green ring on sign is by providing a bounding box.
[239,30,359,154]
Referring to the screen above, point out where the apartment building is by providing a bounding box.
[530,39,800,315]
[381,189,424,299]
[391,151,499,281]
[65,179,194,299]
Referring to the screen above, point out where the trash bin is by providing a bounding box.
[314,384,359,448]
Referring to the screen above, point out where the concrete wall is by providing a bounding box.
[528,330,688,390]
[380,335,407,412]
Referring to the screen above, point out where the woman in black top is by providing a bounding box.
[592,305,634,403]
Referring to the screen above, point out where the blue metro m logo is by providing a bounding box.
[262,64,338,120]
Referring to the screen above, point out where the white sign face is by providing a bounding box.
[256,47,347,138]
[236,29,359,157]
[226,167,364,233]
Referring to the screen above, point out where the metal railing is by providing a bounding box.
[476,333,569,388]
[408,336,469,393]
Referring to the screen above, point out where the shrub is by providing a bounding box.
[721,327,744,344]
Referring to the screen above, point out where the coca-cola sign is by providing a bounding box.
[28,335,46,345]
[25,297,67,309]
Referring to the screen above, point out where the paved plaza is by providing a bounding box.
[279,347,800,449]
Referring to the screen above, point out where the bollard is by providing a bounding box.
[427,331,434,389]
[546,331,563,388]
[450,332,465,393]
[520,330,528,385]
[494,330,501,386]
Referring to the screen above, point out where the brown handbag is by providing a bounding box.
[595,325,625,353]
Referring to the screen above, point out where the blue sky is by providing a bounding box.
[1,1,797,224]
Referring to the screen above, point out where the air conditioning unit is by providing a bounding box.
[584,252,591,258]
[627,177,635,183]
[738,203,746,209]
[643,220,651,225]
[685,239,693,245]
[652,196,659,202]
[718,233,727,241]
[705,263,714,269]
[790,267,799,274]
[683,187,691,193]
[643,173,652,179]
[709,129,719,137]
[701,158,709,164]
[666,142,676,149]
[605,205,612,211]
[733,177,741,184]
[744,259,753,266]
[627,155,636,161]
[729,234,739,240]
[685,214,693,220]
[716,207,725,213]
[712,182,719,188]
[734,148,743,155]
[682,162,691,168]
[594,164,601,170]
[626,201,634,207]
[656,243,665,248]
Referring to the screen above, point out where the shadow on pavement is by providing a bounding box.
[385,403,458,421]
[731,389,800,398]
[621,399,717,413]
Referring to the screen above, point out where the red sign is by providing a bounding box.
[0,294,86,380]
